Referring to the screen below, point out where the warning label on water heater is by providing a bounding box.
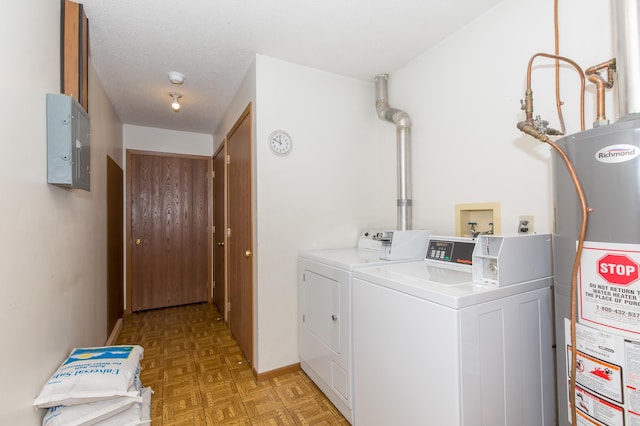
[563,319,640,426]
[579,241,640,337]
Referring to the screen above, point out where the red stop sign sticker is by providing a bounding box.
[598,254,640,285]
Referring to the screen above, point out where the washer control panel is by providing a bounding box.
[426,236,476,266]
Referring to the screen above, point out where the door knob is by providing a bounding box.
[218,242,225,246]
[245,250,252,258]
[135,238,142,246]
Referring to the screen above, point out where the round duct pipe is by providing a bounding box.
[615,0,640,118]
[374,74,413,231]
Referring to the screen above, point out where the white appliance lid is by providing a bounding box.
[299,248,389,270]
[352,261,551,309]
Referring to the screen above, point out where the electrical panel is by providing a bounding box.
[46,93,90,191]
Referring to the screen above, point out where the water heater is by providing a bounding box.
[553,115,640,426]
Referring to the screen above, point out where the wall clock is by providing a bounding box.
[268,130,292,155]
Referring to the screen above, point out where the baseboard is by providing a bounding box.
[105,318,123,346]
[253,362,301,381]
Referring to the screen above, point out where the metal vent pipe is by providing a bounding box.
[374,74,413,231]
[615,0,640,117]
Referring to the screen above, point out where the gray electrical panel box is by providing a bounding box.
[46,93,90,191]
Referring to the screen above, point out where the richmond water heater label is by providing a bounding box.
[595,144,640,163]
[579,241,640,337]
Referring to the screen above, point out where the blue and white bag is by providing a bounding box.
[34,345,144,408]
[42,393,143,426]
[93,387,152,426]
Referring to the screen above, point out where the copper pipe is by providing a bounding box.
[546,137,591,426]
[589,75,608,122]
[519,9,591,426]
[519,51,587,426]
[586,59,616,124]
[522,52,586,132]
[515,122,592,426]
[554,0,567,135]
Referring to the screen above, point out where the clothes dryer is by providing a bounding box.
[298,230,430,424]
[351,234,556,426]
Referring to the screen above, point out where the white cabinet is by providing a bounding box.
[352,277,555,426]
[301,269,341,353]
[298,258,353,423]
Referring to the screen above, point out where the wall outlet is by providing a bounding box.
[518,215,534,234]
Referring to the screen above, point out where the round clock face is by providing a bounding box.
[268,131,292,155]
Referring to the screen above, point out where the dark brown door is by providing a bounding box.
[213,144,227,318]
[128,151,211,312]
[107,156,123,334]
[227,105,253,364]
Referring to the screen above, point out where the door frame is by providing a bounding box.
[213,141,228,320]
[106,155,123,335]
[226,103,254,366]
[125,149,213,314]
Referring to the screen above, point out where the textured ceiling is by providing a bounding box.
[81,0,503,135]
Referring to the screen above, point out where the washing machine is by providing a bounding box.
[298,229,430,424]
[351,234,556,426]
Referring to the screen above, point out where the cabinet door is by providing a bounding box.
[298,257,352,414]
[302,270,341,353]
[352,278,460,426]
[459,287,554,426]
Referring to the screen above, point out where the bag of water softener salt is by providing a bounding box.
[92,387,152,426]
[34,345,144,408]
[42,393,143,426]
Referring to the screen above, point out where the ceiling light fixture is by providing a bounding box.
[170,92,182,112]
[168,71,185,85]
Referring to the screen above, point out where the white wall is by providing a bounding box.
[242,0,618,374]
[382,0,614,236]
[214,61,257,153]
[254,55,381,372]
[6,2,618,422]
[0,1,123,423]
[215,56,382,373]
[124,124,213,156]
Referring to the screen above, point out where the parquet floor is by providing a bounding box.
[116,302,350,425]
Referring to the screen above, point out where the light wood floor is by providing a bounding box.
[116,302,350,425]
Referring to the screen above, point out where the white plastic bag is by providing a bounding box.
[93,387,152,426]
[34,345,144,408]
[42,393,142,426]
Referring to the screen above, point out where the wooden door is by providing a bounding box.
[106,156,123,334]
[213,143,227,319]
[227,105,253,364]
[127,150,211,312]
